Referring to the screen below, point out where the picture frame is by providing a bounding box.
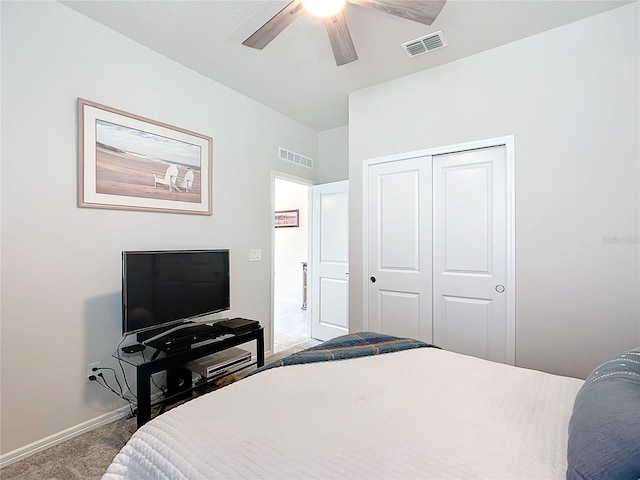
[77,98,212,215]
[274,209,299,228]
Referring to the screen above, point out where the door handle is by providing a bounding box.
[495,285,505,293]
[370,276,377,283]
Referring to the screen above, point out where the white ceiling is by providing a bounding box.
[61,0,630,131]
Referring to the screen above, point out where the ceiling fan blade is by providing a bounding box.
[348,0,446,25]
[324,12,358,66]
[243,0,305,50]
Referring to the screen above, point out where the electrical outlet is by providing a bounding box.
[87,361,101,383]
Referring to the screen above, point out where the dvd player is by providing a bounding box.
[186,347,252,379]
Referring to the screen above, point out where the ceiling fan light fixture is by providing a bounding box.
[301,0,346,18]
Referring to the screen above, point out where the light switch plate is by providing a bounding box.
[249,249,261,261]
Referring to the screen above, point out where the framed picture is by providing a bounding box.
[275,209,299,228]
[77,98,212,215]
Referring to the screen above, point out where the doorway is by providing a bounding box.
[273,176,312,353]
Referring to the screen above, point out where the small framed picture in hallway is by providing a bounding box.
[274,209,299,228]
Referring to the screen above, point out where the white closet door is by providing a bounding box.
[432,145,510,363]
[367,157,433,342]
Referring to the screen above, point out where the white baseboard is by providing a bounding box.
[0,405,131,469]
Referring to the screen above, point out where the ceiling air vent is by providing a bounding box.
[279,147,313,169]
[402,30,447,58]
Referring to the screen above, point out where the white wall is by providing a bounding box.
[318,125,349,183]
[349,3,639,380]
[274,179,309,305]
[0,1,317,456]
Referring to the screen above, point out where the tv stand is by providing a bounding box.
[115,323,264,428]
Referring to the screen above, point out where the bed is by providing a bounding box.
[102,332,640,480]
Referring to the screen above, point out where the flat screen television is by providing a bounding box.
[122,249,230,341]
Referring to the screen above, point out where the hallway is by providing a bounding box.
[274,300,318,354]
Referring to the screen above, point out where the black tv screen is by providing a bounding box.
[122,249,230,337]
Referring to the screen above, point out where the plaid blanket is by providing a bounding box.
[252,331,438,375]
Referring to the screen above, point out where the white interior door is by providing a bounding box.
[366,157,433,342]
[311,180,349,341]
[432,145,511,363]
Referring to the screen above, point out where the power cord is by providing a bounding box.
[115,336,137,399]
[113,336,167,400]
[142,350,167,397]
[93,337,168,420]
[90,371,136,417]
[93,367,127,397]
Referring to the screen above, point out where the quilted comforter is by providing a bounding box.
[251,331,437,374]
[103,334,583,479]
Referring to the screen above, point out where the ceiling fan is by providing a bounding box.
[242,0,447,66]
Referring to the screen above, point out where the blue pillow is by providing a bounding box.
[567,348,640,480]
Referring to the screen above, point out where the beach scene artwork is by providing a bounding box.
[78,98,211,215]
[95,120,202,203]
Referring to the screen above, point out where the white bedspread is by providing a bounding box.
[103,348,583,479]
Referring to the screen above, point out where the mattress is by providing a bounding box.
[102,347,584,479]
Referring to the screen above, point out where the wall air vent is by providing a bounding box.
[279,147,313,169]
[402,30,447,58]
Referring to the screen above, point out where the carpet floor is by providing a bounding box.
[0,416,137,480]
[0,339,319,480]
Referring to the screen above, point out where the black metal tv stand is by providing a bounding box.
[115,323,264,428]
